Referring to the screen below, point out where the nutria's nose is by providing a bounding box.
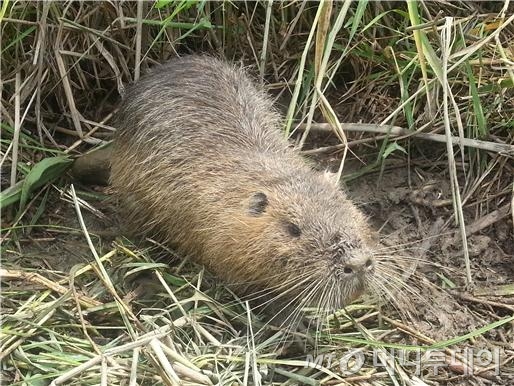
[342,253,374,275]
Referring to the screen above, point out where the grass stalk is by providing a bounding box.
[441,17,472,284]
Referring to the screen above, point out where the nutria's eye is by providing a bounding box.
[286,222,301,237]
[248,192,268,216]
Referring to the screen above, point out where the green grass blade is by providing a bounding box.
[0,156,72,210]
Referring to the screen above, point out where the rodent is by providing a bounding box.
[110,55,376,322]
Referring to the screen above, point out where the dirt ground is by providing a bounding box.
[345,157,514,339]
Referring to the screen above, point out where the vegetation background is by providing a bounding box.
[1,1,513,385]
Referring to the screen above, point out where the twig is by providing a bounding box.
[35,2,51,143]
[299,123,514,155]
[93,39,124,97]
[0,268,101,308]
[465,204,511,236]
[452,291,514,313]
[441,17,471,285]
[259,0,273,83]
[283,4,322,136]
[134,0,143,82]
[382,316,500,383]
[510,181,514,228]
[10,73,21,187]
[69,184,144,331]
[48,325,188,386]
[54,49,83,136]
[301,134,390,155]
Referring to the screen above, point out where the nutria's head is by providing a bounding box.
[209,165,377,319]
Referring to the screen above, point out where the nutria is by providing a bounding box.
[110,55,376,322]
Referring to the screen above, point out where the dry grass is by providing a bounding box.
[1,1,513,385]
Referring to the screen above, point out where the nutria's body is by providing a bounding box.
[111,56,376,319]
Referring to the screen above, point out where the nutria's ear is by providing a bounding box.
[248,192,268,215]
[323,170,339,186]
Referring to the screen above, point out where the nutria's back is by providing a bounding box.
[116,56,284,153]
[111,56,376,322]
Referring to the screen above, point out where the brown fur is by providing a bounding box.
[111,56,376,318]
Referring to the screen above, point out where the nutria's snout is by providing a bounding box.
[320,240,376,310]
[339,250,375,277]
[325,233,375,277]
